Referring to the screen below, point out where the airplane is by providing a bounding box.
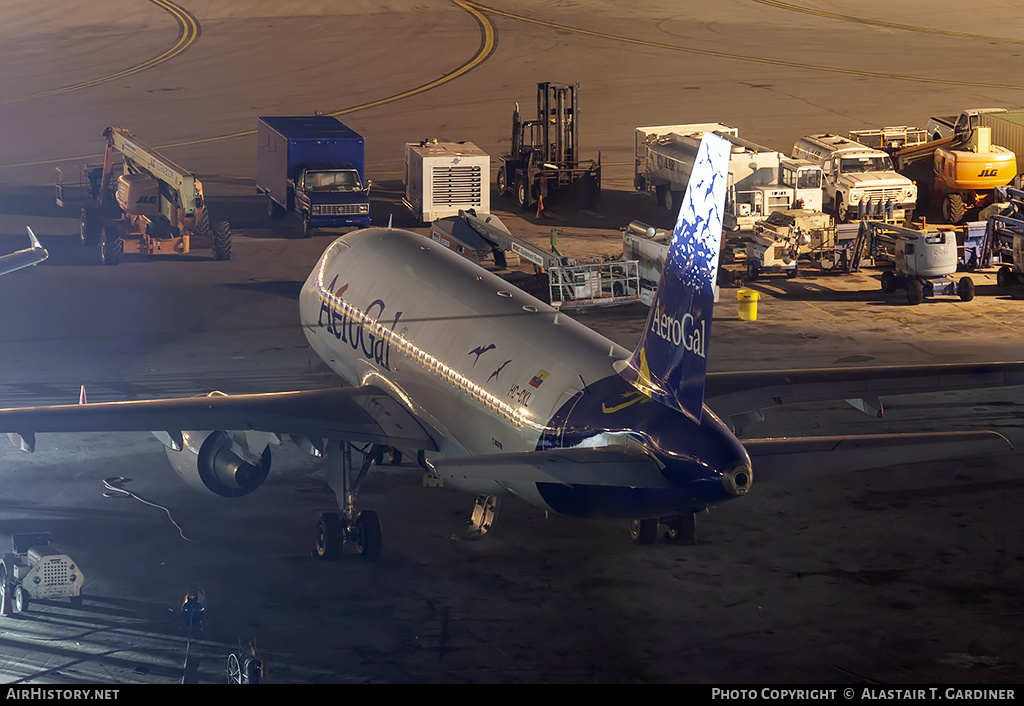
[0,133,1019,559]
[0,227,48,277]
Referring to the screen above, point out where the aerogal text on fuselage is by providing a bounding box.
[318,273,402,371]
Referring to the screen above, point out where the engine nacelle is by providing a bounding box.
[163,430,271,498]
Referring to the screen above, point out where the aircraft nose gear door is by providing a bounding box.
[315,440,384,561]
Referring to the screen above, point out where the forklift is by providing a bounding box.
[495,82,601,212]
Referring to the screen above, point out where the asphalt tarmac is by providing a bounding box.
[0,0,1023,685]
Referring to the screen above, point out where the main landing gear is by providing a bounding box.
[314,441,385,561]
[629,513,696,546]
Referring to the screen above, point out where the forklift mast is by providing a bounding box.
[537,82,578,166]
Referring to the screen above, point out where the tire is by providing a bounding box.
[515,176,533,211]
[629,518,658,545]
[907,279,924,305]
[100,227,122,266]
[997,265,1013,288]
[212,221,232,261]
[301,212,313,238]
[957,276,975,302]
[835,193,849,223]
[315,512,344,560]
[666,514,695,544]
[786,265,798,279]
[13,585,27,614]
[384,448,402,466]
[663,188,678,213]
[496,169,509,198]
[583,173,601,209]
[80,207,101,246]
[881,270,897,293]
[227,653,242,684]
[942,193,965,224]
[194,207,211,236]
[355,510,382,561]
[746,262,760,281]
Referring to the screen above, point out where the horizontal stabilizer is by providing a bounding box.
[0,386,437,451]
[743,431,1012,483]
[430,446,670,489]
[705,361,1024,419]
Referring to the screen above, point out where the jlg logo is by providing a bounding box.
[135,195,158,204]
[979,168,999,178]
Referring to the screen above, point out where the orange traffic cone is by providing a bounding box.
[536,193,545,219]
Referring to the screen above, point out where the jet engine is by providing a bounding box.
[161,429,272,498]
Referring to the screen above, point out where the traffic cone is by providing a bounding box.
[536,193,545,219]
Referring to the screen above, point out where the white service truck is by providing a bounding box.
[793,134,918,224]
[635,124,823,230]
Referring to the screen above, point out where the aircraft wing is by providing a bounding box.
[743,431,1012,482]
[705,361,1024,420]
[0,227,48,277]
[0,386,438,451]
[430,446,671,488]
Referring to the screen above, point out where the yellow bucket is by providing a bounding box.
[736,289,759,321]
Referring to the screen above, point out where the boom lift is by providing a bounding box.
[57,127,232,265]
[495,82,601,212]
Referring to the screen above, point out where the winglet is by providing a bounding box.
[617,132,731,423]
[79,385,88,405]
[26,226,43,250]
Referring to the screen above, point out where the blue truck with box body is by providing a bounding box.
[257,116,371,236]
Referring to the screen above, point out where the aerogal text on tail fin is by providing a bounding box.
[616,131,731,422]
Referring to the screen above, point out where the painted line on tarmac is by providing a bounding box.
[750,0,1024,46]
[1,0,497,169]
[0,0,200,106]
[466,1,1024,91]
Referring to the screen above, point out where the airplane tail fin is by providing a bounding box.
[617,132,731,422]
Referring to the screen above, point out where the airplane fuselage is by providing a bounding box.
[300,229,751,519]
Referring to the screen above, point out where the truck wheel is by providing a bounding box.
[515,177,533,211]
[997,265,1014,288]
[584,174,601,209]
[746,263,760,281]
[942,193,965,224]
[881,270,897,293]
[907,279,924,305]
[301,212,313,238]
[835,194,850,223]
[663,188,678,213]
[212,221,232,261]
[13,585,27,613]
[957,276,975,301]
[100,227,122,266]
[496,169,510,198]
[80,208,101,246]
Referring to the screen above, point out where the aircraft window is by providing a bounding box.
[497,290,513,298]
[523,305,538,312]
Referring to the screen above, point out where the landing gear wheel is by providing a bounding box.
[13,585,27,614]
[997,265,1013,289]
[942,193,966,224]
[629,518,658,545]
[957,276,975,302]
[212,221,232,261]
[666,514,696,544]
[384,448,402,466]
[746,262,760,281]
[227,653,242,684]
[100,226,122,266]
[355,510,382,561]
[907,279,925,305]
[315,512,344,560]
[496,169,509,198]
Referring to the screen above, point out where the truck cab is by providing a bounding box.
[793,134,917,223]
